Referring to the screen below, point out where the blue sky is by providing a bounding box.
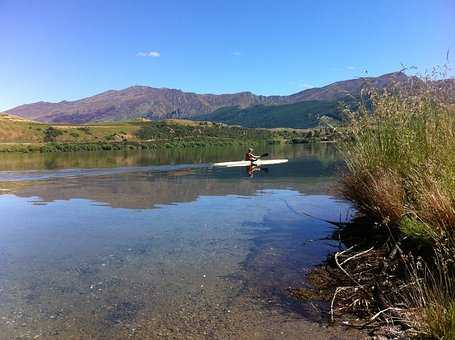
[0,0,454,111]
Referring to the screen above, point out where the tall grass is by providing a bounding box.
[338,71,455,337]
[340,73,455,232]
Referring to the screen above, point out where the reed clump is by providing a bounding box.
[337,71,455,337]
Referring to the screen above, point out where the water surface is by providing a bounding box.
[0,144,363,339]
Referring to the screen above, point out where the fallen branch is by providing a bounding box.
[360,307,403,328]
[339,246,375,266]
[334,247,363,287]
[331,286,352,322]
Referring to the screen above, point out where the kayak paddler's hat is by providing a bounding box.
[248,148,253,152]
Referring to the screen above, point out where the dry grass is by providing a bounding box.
[337,70,455,337]
[404,234,455,339]
[339,169,405,225]
[339,72,455,236]
[412,172,455,234]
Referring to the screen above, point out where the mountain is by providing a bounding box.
[4,87,288,124]
[195,100,347,128]
[288,71,410,102]
[3,72,410,125]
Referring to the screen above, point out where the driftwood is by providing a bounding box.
[328,236,421,336]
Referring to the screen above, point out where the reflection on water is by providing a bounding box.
[0,144,363,339]
[0,143,339,171]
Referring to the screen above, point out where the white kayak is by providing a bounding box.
[213,159,288,167]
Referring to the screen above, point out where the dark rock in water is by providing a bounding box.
[105,301,143,325]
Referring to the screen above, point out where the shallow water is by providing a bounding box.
[0,144,364,339]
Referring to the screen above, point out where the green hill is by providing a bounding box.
[0,116,277,152]
[195,100,346,128]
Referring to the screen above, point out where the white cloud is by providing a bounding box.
[231,51,242,56]
[136,51,160,57]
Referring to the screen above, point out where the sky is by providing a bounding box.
[0,0,454,111]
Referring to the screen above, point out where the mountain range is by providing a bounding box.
[3,72,411,127]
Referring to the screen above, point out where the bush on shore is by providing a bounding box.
[338,72,455,337]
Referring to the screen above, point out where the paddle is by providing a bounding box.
[251,153,269,164]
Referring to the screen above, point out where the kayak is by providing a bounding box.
[213,159,288,167]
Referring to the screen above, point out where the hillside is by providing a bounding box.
[0,117,271,144]
[0,113,343,154]
[288,71,410,102]
[1,72,412,126]
[4,88,288,124]
[0,115,287,153]
[195,100,351,128]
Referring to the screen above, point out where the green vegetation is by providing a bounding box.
[337,74,455,338]
[0,117,335,153]
[134,120,272,140]
[43,126,64,142]
[0,140,256,153]
[195,99,352,128]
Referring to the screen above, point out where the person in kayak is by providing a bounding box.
[245,148,259,162]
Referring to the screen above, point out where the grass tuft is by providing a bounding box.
[338,70,455,337]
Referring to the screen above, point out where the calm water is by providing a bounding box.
[0,144,363,339]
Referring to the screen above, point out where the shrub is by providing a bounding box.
[43,127,63,142]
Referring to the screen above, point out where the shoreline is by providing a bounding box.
[0,137,337,154]
[0,117,341,153]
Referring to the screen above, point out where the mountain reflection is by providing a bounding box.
[0,144,342,209]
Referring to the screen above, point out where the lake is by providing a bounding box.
[0,144,364,339]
